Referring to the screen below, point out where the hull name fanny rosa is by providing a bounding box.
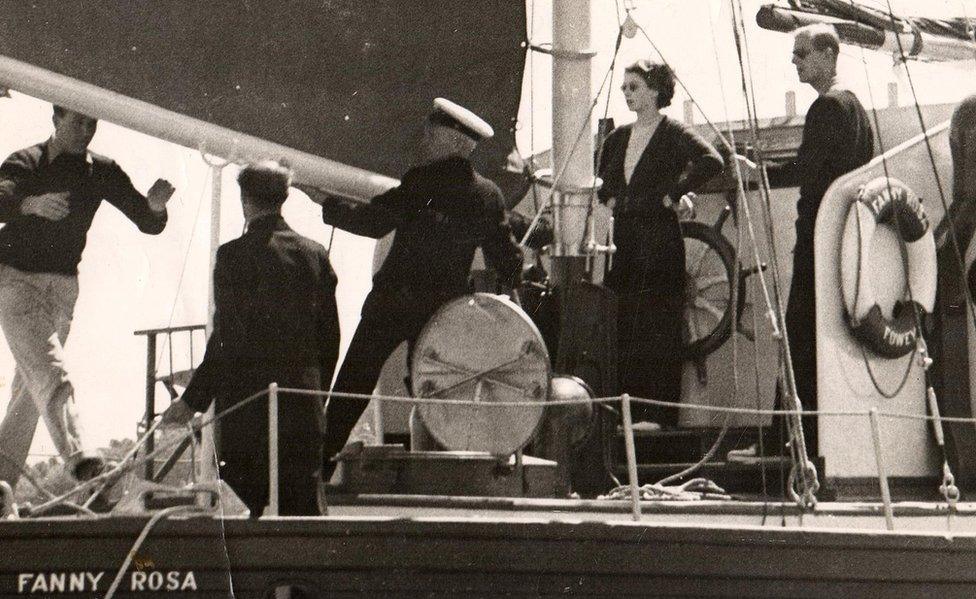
[16,570,197,593]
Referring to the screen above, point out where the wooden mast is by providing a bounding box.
[550,0,599,285]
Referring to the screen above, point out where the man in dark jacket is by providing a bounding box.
[301,98,523,482]
[740,24,873,458]
[164,160,340,516]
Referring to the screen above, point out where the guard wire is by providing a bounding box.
[728,0,818,505]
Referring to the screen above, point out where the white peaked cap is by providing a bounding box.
[430,97,494,141]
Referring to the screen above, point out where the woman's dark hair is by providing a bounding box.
[624,60,676,109]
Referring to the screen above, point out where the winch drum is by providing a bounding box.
[410,293,552,457]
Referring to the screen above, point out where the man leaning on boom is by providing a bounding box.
[299,98,524,484]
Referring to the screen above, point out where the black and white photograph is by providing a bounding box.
[0,0,975,596]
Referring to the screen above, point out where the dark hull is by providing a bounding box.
[4,499,976,597]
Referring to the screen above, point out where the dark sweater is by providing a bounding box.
[944,95,976,255]
[0,140,167,274]
[598,116,724,214]
[766,89,874,228]
[321,156,523,304]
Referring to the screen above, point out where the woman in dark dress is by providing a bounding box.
[598,60,724,426]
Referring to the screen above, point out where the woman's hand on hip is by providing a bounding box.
[675,193,696,221]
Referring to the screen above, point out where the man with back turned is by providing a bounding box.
[164,160,340,516]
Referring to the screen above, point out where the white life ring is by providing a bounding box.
[839,177,936,358]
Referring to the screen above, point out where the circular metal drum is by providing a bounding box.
[411,293,551,456]
[547,375,595,448]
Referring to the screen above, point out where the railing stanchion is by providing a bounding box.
[373,398,384,445]
[620,394,642,521]
[144,333,157,480]
[267,383,279,517]
[868,408,895,530]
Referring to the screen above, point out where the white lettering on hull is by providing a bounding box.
[16,569,195,593]
[130,570,197,591]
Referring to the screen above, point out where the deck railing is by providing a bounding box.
[111,360,968,527]
[250,385,967,525]
[19,378,966,525]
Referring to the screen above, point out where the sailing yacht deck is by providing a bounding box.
[5,501,976,598]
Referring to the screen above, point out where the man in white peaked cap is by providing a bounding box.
[300,98,523,482]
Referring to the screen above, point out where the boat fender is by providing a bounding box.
[839,177,936,358]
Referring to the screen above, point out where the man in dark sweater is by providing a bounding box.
[0,106,174,486]
[947,94,976,257]
[300,98,523,482]
[746,24,874,457]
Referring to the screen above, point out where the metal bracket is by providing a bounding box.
[529,43,598,59]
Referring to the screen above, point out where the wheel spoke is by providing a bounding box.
[687,242,710,275]
[691,249,714,278]
[695,274,730,292]
[693,296,727,322]
[686,307,702,341]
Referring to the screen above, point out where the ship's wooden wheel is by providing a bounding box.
[681,208,736,359]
